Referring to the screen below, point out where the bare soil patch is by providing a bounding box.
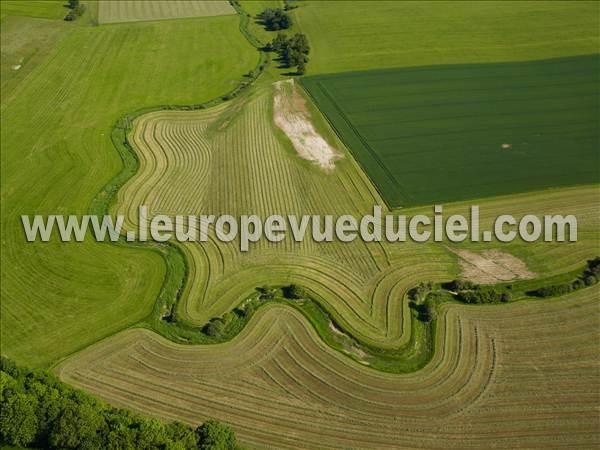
[448,247,536,284]
[273,79,341,170]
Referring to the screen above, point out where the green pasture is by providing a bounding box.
[0,12,257,367]
[293,1,599,74]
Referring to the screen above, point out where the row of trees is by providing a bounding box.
[202,284,309,338]
[257,5,311,74]
[443,279,511,304]
[458,287,511,304]
[528,256,599,297]
[267,33,310,74]
[444,256,599,302]
[0,357,240,449]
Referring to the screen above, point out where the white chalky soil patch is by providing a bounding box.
[273,79,341,170]
[448,247,536,284]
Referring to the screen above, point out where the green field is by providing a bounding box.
[0,12,257,366]
[1,1,599,448]
[0,0,65,21]
[302,55,600,207]
[294,0,600,74]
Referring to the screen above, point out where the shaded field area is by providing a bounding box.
[293,0,600,74]
[302,55,600,207]
[97,0,235,24]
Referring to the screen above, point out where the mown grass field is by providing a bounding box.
[58,286,600,449]
[110,82,599,351]
[1,10,257,367]
[97,0,235,25]
[302,54,600,207]
[293,0,600,74]
[0,0,65,21]
[1,1,599,448]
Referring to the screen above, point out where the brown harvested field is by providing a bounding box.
[57,285,600,449]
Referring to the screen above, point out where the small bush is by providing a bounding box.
[282,284,306,300]
[444,279,476,292]
[64,3,85,21]
[256,286,277,300]
[529,283,573,298]
[407,282,432,301]
[203,318,226,337]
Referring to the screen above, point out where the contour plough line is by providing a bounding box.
[56,287,600,449]
[77,1,598,378]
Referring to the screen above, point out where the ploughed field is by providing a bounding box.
[302,55,600,207]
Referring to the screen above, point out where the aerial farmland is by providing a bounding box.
[1,1,598,449]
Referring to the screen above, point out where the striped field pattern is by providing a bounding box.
[54,82,600,448]
[97,0,235,24]
[58,286,600,449]
[2,1,597,447]
[111,83,599,341]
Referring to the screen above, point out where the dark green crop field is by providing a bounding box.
[302,55,600,207]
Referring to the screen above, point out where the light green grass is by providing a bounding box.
[1,16,68,96]
[97,0,235,24]
[0,14,257,367]
[293,0,600,74]
[0,0,65,21]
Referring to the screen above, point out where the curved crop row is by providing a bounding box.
[57,286,600,449]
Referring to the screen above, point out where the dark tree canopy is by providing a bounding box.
[260,8,293,31]
[0,357,240,449]
[195,419,239,450]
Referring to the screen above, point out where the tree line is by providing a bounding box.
[259,8,292,31]
[267,33,310,74]
[64,0,85,21]
[202,284,307,339]
[441,256,599,302]
[257,5,311,75]
[0,357,240,449]
[528,256,599,297]
[443,279,512,304]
